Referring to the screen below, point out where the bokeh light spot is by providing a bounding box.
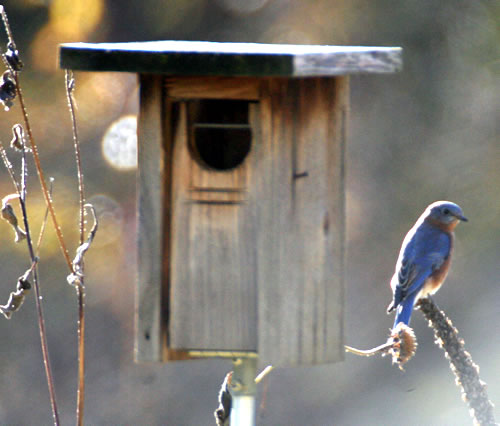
[50,0,104,38]
[31,0,104,71]
[102,115,137,170]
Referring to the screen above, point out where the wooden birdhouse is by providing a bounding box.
[59,41,402,368]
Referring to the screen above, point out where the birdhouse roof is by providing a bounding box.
[59,40,402,76]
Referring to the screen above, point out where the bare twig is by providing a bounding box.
[344,341,394,357]
[256,366,273,423]
[65,69,86,426]
[0,6,15,48]
[0,10,61,422]
[67,204,97,286]
[14,72,73,272]
[65,70,85,242]
[35,178,54,254]
[0,5,73,273]
[418,297,496,426]
[66,202,98,426]
[18,138,60,426]
[0,138,20,192]
[75,286,85,426]
[0,140,60,424]
[255,365,273,384]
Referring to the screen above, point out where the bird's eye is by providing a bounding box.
[442,208,450,215]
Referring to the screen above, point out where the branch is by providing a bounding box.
[418,297,497,426]
[65,68,86,426]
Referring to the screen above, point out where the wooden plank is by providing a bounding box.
[135,74,165,362]
[293,50,403,75]
[168,101,258,351]
[165,77,260,100]
[59,41,402,76]
[256,77,347,367]
[136,75,191,362]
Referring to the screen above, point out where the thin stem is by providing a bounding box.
[254,365,273,384]
[19,145,60,426]
[14,72,74,273]
[0,142,60,424]
[65,71,85,243]
[1,7,62,425]
[344,341,394,357]
[35,179,53,254]
[0,140,20,193]
[0,6,15,48]
[75,288,85,426]
[65,69,86,426]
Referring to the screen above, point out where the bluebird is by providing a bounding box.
[387,201,467,329]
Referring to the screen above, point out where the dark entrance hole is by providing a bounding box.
[189,99,252,171]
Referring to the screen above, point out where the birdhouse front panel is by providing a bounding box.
[165,80,262,351]
[159,75,347,366]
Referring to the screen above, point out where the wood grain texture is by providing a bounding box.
[293,50,402,75]
[137,75,346,366]
[136,75,191,362]
[60,41,402,77]
[135,74,165,362]
[255,77,347,367]
[168,101,258,351]
[165,77,260,100]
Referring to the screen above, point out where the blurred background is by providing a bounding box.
[0,0,498,424]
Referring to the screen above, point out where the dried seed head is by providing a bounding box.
[0,275,31,319]
[10,124,27,151]
[389,323,418,368]
[1,196,26,242]
[3,43,23,72]
[0,70,16,111]
[17,278,31,291]
[2,201,16,223]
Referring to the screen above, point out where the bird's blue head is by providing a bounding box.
[425,201,468,228]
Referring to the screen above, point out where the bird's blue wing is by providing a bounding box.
[390,224,451,324]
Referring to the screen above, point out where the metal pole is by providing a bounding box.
[230,357,257,426]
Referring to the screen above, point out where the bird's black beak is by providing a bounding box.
[458,214,468,222]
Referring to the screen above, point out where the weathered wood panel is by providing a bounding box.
[136,75,191,362]
[255,77,347,367]
[135,74,166,362]
[168,101,259,351]
[138,74,346,365]
[165,76,260,100]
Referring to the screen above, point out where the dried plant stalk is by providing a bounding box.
[65,68,86,426]
[418,297,496,426]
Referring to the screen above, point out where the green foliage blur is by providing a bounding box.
[0,0,498,424]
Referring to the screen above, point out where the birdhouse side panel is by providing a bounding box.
[256,77,347,367]
[135,75,168,362]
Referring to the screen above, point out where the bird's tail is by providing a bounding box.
[392,291,418,330]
